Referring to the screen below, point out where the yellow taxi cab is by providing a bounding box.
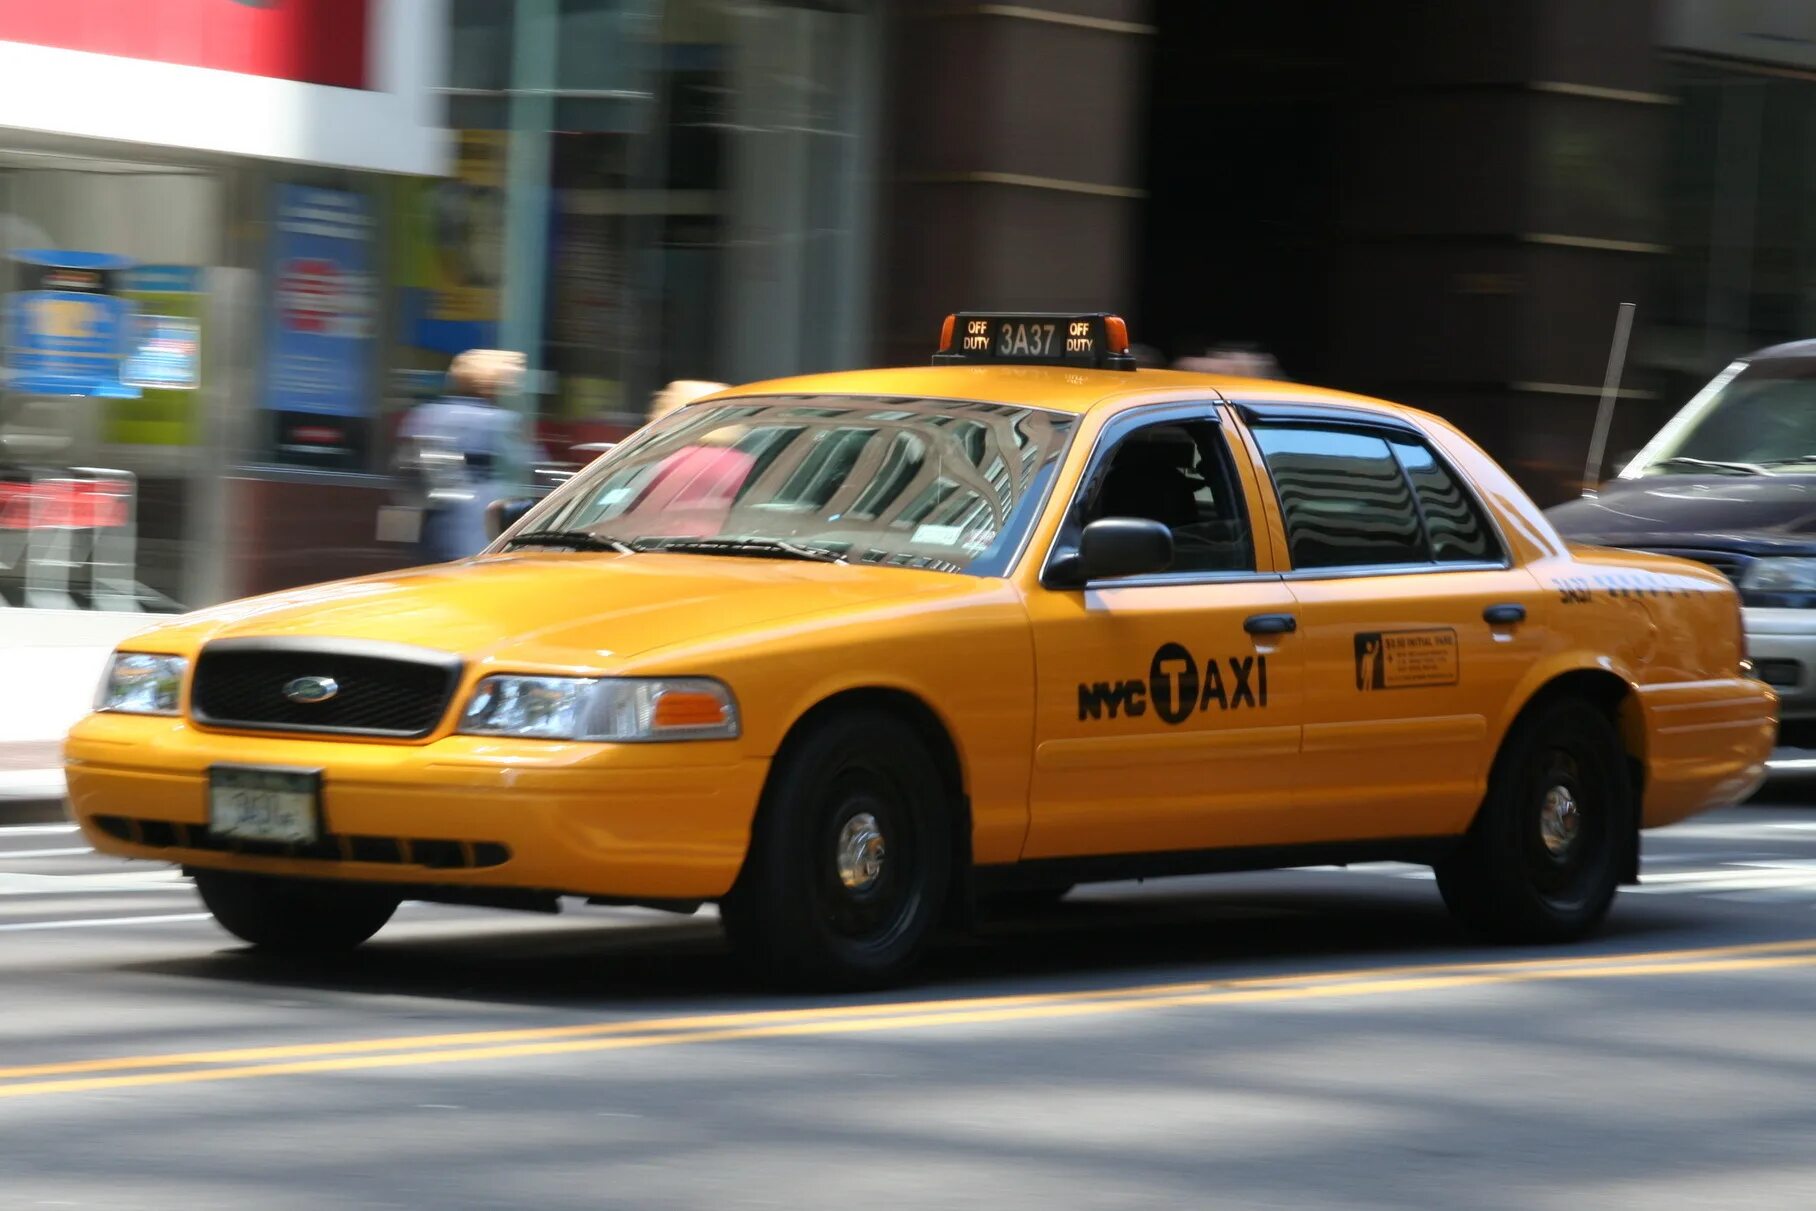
[66,312,1776,987]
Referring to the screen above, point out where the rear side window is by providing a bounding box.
[1389,439,1498,562]
[1251,423,1500,570]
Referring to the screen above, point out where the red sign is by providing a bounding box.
[0,0,370,90]
[0,480,130,531]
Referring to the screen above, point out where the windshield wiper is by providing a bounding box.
[1756,454,1816,468]
[503,529,636,553]
[648,536,848,564]
[1648,456,1774,477]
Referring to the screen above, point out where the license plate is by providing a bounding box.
[208,766,321,845]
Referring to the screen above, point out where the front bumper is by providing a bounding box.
[1746,607,1816,719]
[64,712,769,900]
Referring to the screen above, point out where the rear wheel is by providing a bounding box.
[1435,697,1630,942]
[192,869,399,953]
[721,709,953,989]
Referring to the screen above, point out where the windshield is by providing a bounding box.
[1626,358,1816,476]
[508,395,1077,576]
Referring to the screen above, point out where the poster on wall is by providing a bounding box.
[113,264,204,446]
[396,130,504,354]
[3,250,141,399]
[263,185,376,468]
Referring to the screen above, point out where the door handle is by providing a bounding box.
[1483,603,1526,625]
[1243,613,1297,636]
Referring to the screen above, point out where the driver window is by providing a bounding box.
[1083,420,1255,573]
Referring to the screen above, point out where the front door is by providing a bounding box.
[1238,409,1546,840]
[1022,405,1304,859]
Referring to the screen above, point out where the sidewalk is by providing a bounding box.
[0,740,66,823]
[1,608,154,824]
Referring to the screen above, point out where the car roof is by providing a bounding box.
[703,364,1415,421]
[1747,338,1816,361]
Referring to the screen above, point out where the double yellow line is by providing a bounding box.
[5,936,1816,1100]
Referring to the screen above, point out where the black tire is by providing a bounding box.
[721,709,954,989]
[1435,697,1631,943]
[192,868,400,954]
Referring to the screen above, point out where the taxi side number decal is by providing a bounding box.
[1354,628,1458,690]
[1077,643,1268,722]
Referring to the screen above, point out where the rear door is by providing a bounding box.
[1233,404,1547,841]
[1022,402,1304,859]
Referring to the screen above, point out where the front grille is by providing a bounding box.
[92,814,510,869]
[191,639,461,738]
[1756,659,1803,689]
[1631,547,1752,584]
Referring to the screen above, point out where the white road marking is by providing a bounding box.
[0,824,79,837]
[0,871,191,896]
[0,913,211,932]
[1653,821,1816,842]
[0,848,93,860]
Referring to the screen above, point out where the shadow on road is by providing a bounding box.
[113,874,1707,1011]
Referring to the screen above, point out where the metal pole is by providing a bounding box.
[500,0,560,489]
[1582,301,1637,496]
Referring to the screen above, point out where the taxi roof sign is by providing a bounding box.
[934,312,1136,371]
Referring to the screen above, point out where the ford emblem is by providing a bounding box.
[283,675,340,704]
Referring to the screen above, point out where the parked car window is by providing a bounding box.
[1626,358,1816,476]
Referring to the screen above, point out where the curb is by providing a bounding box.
[0,797,70,826]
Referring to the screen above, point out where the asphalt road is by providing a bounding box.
[7,798,1816,1209]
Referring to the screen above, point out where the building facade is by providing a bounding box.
[0,0,450,613]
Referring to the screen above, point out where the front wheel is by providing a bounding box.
[1435,697,1631,943]
[192,869,399,953]
[721,710,953,989]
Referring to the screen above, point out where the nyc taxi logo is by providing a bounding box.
[1077,643,1268,723]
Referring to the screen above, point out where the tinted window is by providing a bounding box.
[1085,421,1254,573]
[1253,426,1426,568]
[1390,439,1498,562]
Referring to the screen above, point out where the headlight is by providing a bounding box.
[95,653,187,716]
[1741,557,1816,594]
[458,676,739,742]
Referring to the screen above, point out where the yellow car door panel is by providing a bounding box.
[1022,404,1304,858]
[1237,405,1547,840]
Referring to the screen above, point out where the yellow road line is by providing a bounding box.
[4,941,1816,1100]
[7,935,1816,1082]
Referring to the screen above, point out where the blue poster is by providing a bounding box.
[262,185,376,417]
[4,250,141,398]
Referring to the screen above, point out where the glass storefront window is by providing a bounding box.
[445,0,877,434]
[0,152,220,612]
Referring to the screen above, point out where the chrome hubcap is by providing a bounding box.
[836,812,887,893]
[1539,784,1581,857]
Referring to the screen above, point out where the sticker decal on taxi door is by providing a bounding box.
[1354,628,1458,690]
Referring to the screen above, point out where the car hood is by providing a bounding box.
[150,552,976,669]
[1547,474,1816,552]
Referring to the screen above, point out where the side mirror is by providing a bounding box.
[485,497,536,541]
[1070,518,1174,583]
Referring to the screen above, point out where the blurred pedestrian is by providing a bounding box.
[646,379,728,427]
[397,349,540,563]
[616,389,751,537]
[1128,343,1168,369]
[1174,341,1284,379]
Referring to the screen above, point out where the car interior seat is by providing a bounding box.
[1096,433,1202,530]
